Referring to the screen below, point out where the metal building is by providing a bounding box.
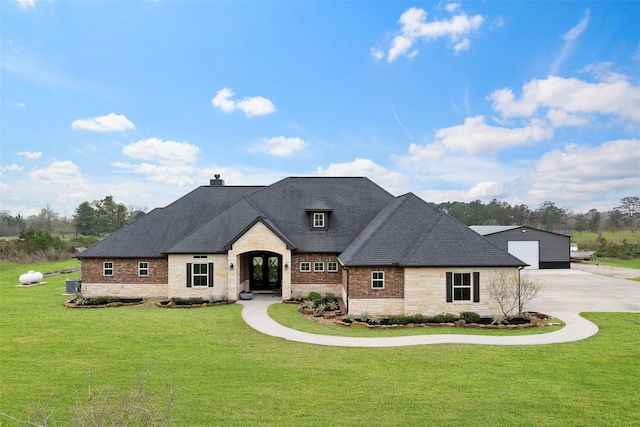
[470,225,570,269]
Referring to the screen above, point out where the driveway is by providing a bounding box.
[239,268,639,347]
[526,268,640,313]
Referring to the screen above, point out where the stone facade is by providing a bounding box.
[403,266,508,316]
[167,254,229,300]
[227,221,292,299]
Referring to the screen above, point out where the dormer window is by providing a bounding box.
[313,213,325,228]
[306,200,333,231]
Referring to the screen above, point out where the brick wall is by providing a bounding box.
[82,258,168,284]
[347,266,404,298]
[291,253,342,285]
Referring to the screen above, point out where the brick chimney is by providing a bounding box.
[210,174,225,186]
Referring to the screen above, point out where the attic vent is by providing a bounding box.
[210,174,225,186]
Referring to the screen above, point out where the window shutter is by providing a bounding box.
[208,262,214,287]
[473,272,480,303]
[186,263,192,288]
[446,272,453,303]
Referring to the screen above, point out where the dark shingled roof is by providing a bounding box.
[78,185,263,258]
[79,177,525,268]
[339,193,526,267]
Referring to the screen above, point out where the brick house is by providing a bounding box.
[79,176,526,316]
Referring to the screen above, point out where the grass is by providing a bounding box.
[570,231,640,247]
[585,257,640,270]
[1,260,640,426]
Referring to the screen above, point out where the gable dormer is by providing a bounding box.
[305,200,333,231]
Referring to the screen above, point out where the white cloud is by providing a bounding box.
[17,151,41,159]
[16,0,35,8]
[381,7,484,62]
[420,181,508,203]
[10,101,26,107]
[122,138,200,166]
[316,158,408,195]
[71,113,136,132]
[370,48,384,61]
[0,164,24,174]
[445,3,461,13]
[116,138,202,186]
[113,162,197,186]
[551,8,590,75]
[252,136,307,157]
[211,87,277,117]
[29,161,84,186]
[529,139,640,205]
[411,116,553,156]
[488,74,640,124]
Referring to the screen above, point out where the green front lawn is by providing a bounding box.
[1,261,639,426]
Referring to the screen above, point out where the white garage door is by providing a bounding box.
[507,241,539,269]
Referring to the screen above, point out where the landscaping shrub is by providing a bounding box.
[86,296,121,305]
[459,311,481,323]
[170,297,203,305]
[431,313,456,323]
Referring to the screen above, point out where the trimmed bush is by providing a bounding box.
[86,296,121,305]
[459,311,481,323]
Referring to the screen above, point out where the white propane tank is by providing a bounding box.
[19,270,44,285]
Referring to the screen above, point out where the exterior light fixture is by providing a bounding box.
[284,263,289,270]
[229,263,234,270]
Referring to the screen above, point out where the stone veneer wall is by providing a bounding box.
[290,253,343,296]
[226,221,291,300]
[403,266,512,316]
[80,258,169,298]
[167,254,229,300]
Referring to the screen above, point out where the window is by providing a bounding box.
[300,262,311,272]
[327,262,338,272]
[193,263,209,287]
[453,272,472,301]
[186,262,214,288]
[138,262,149,276]
[314,262,324,272]
[446,272,480,303]
[313,213,325,228]
[103,262,113,276]
[371,271,384,289]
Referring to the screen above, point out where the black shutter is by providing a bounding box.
[208,262,214,287]
[446,272,453,303]
[473,272,480,302]
[186,263,192,288]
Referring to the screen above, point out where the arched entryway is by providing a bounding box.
[248,252,282,292]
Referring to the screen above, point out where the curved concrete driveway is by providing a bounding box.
[239,269,639,347]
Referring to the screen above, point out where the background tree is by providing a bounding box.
[74,202,98,236]
[93,196,129,234]
[535,201,564,232]
[586,208,600,232]
[617,196,640,232]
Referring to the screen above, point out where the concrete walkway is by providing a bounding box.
[239,269,640,347]
[238,297,598,347]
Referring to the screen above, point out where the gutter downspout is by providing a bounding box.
[342,265,349,314]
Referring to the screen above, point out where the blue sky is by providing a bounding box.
[2,0,639,217]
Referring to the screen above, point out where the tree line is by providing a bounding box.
[0,196,146,238]
[1,195,638,239]
[435,196,639,234]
